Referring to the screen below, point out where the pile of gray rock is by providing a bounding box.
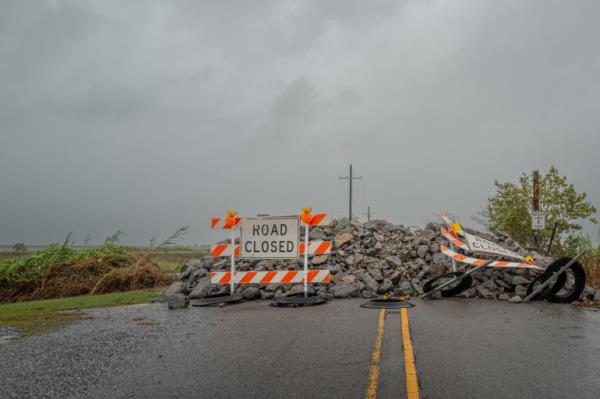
[163,219,595,309]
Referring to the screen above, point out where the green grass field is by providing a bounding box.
[0,289,161,336]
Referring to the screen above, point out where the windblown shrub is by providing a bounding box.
[0,239,171,301]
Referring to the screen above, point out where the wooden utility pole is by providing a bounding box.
[339,164,362,221]
[532,170,540,251]
[532,170,540,212]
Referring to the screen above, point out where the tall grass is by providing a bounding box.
[0,228,188,302]
[580,246,600,291]
[0,234,127,289]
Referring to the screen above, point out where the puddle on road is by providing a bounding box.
[0,326,19,344]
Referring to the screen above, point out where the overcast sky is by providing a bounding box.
[1,0,599,246]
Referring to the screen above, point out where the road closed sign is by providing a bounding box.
[240,217,299,259]
[464,232,526,261]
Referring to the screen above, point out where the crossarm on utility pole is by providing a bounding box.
[339,164,362,221]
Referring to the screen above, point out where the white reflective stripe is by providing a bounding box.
[210,270,332,284]
[301,241,332,255]
[315,270,329,282]
[232,272,241,283]
[210,272,226,283]
[210,217,242,230]
[290,272,304,283]
[300,213,331,226]
[441,245,543,270]
[274,271,287,282]
[441,245,488,266]
[210,244,240,257]
[250,273,263,284]
[438,211,454,227]
[489,260,544,271]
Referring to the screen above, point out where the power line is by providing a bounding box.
[339,164,363,221]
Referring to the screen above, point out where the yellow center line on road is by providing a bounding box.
[401,308,420,399]
[365,308,386,399]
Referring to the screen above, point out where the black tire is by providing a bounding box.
[526,271,567,301]
[526,257,586,303]
[423,272,474,297]
[545,257,586,303]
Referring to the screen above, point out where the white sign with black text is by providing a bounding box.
[464,232,526,261]
[531,211,546,230]
[240,217,299,259]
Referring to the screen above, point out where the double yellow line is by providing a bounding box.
[365,309,386,399]
[365,308,420,399]
[401,308,420,399]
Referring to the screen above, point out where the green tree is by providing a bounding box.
[12,242,27,254]
[480,166,597,255]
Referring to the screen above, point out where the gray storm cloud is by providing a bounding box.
[1,0,599,245]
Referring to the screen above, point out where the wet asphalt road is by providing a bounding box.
[1,298,600,399]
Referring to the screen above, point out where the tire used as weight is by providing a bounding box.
[423,272,474,297]
[526,271,567,301]
[526,257,586,303]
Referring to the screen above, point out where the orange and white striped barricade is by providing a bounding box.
[438,211,463,272]
[430,210,587,302]
[439,227,469,252]
[210,243,240,257]
[205,210,333,306]
[299,240,332,255]
[440,245,543,271]
[423,211,546,299]
[298,208,331,299]
[210,270,331,285]
[210,210,241,296]
[211,216,241,230]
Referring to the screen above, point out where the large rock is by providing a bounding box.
[515,285,528,298]
[367,266,384,282]
[390,270,402,284]
[509,295,523,303]
[398,280,413,295]
[377,279,394,294]
[165,293,188,309]
[335,232,353,248]
[476,286,496,299]
[511,276,530,286]
[430,262,448,277]
[311,254,329,266]
[385,256,403,268]
[334,283,360,298]
[363,273,379,292]
[188,277,211,299]
[162,282,189,309]
[417,245,429,259]
[188,268,208,286]
[163,281,184,297]
[242,287,261,300]
[458,287,477,298]
[287,285,315,296]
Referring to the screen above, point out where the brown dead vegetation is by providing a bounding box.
[1,251,172,302]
